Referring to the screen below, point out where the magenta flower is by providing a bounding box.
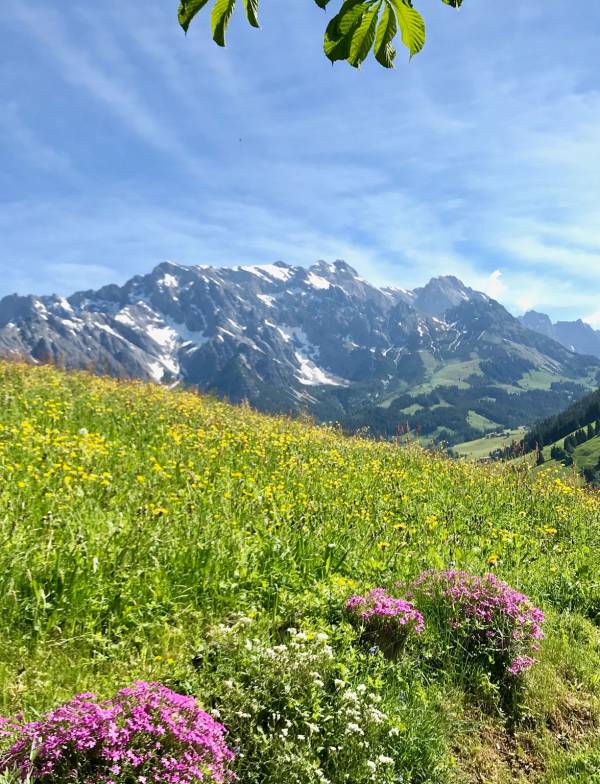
[507,655,536,676]
[0,682,235,783]
[409,570,544,679]
[346,588,424,658]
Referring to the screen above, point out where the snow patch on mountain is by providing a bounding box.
[257,294,275,308]
[294,354,347,387]
[306,273,331,290]
[240,264,293,282]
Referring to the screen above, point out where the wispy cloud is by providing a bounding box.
[3,0,199,168]
[0,102,74,176]
[1,0,600,323]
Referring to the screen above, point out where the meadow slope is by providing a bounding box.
[0,362,599,782]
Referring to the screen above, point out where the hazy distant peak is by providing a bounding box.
[521,310,554,337]
[521,309,600,359]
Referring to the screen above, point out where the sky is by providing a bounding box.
[2,1,600,324]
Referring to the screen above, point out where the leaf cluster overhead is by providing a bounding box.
[178,0,464,68]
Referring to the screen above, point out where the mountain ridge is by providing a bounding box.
[521,309,600,359]
[1,261,599,444]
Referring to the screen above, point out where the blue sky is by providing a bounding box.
[2,1,600,324]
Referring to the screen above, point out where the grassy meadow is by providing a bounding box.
[0,361,599,782]
[454,430,526,461]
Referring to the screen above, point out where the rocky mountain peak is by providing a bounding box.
[412,275,486,317]
[521,310,554,337]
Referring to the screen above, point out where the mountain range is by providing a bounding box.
[1,260,599,444]
[520,310,600,359]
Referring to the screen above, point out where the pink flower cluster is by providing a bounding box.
[507,655,536,676]
[346,588,425,636]
[410,570,544,676]
[0,681,235,783]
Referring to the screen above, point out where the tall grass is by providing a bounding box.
[0,361,598,782]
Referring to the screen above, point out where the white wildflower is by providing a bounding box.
[345,723,363,735]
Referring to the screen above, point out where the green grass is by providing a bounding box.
[411,357,482,395]
[517,369,567,392]
[401,403,424,415]
[0,362,599,783]
[570,436,600,471]
[466,410,501,433]
[523,430,600,481]
[454,429,525,460]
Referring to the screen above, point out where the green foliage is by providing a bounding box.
[525,386,600,452]
[178,0,464,69]
[0,361,599,781]
[0,772,24,784]
[194,623,453,783]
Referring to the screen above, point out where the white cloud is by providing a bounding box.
[482,270,505,301]
[0,103,75,176]
[4,1,198,167]
[584,310,600,329]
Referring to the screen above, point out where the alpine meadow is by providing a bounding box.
[0,361,599,782]
[3,0,600,782]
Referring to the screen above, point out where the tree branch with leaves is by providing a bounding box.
[179,0,464,69]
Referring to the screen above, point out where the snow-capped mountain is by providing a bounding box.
[1,261,599,443]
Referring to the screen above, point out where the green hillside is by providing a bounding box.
[528,429,600,487]
[524,386,600,452]
[454,429,526,460]
[0,362,599,783]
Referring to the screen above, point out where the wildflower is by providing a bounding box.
[507,655,536,676]
[346,588,424,658]
[346,723,363,735]
[410,570,544,679]
[0,681,235,783]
